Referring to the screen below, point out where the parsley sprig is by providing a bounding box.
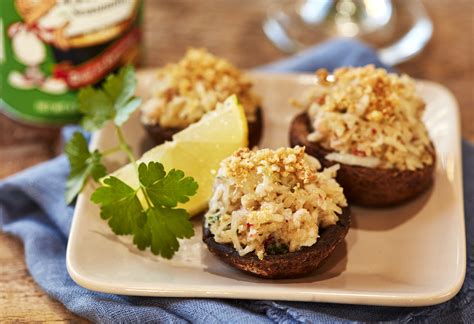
[65,66,198,259]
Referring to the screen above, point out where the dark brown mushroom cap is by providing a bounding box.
[143,107,263,148]
[289,113,436,207]
[202,207,350,279]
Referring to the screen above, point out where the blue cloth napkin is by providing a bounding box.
[0,39,472,323]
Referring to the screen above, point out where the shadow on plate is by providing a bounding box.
[351,180,435,231]
[92,230,161,262]
[201,239,348,284]
[140,136,156,154]
[92,218,207,269]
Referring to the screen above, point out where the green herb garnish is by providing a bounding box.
[78,65,141,131]
[65,132,106,204]
[65,66,198,259]
[266,241,289,255]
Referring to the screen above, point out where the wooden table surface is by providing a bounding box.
[1,0,473,321]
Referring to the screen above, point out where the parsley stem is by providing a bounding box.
[115,125,138,173]
[114,125,154,210]
[101,146,122,156]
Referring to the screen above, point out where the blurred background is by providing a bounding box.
[0,0,473,320]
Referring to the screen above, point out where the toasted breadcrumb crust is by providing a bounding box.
[205,146,347,260]
[294,65,434,171]
[141,48,260,128]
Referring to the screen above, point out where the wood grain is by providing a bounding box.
[0,233,87,322]
[0,0,472,321]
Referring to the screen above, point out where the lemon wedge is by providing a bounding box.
[110,95,248,215]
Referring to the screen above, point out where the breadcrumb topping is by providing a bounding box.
[141,48,260,128]
[205,146,347,260]
[294,65,434,171]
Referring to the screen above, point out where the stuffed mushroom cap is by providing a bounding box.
[290,66,436,206]
[292,65,434,172]
[203,146,349,278]
[140,48,262,146]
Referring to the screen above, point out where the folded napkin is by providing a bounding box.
[0,39,472,323]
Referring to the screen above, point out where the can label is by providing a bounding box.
[0,0,142,124]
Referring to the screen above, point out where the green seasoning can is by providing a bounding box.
[0,0,143,125]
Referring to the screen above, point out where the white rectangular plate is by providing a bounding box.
[67,71,465,306]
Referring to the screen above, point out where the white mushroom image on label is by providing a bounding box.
[11,26,45,66]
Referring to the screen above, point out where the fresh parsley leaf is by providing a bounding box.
[115,97,142,126]
[77,86,114,131]
[65,132,106,204]
[132,215,152,250]
[91,176,144,235]
[78,65,142,131]
[139,162,199,207]
[103,65,141,126]
[103,65,136,107]
[91,161,197,258]
[138,161,165,186]
[138,207,194,259]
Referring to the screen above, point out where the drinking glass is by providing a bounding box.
[263,0,433,65]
